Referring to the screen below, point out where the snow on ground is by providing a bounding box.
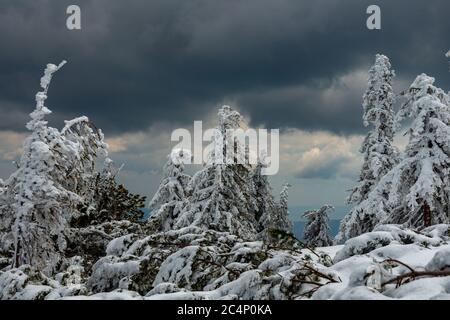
[315,245,344,260]
[1,224,448,300]
[311,225,450,300]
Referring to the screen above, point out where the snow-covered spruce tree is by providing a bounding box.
[336,54,398,243]
[0,178,6,224]
[0,178,9,260]
[59,116,108,196]
[70,158,146,228]
[0,62,124,275]
[370,74,450,228]
[93,159,146,223]
[4,61,77,274]
[252,159,292,237]
[277,183,293,231]
[252,161,273,226]
[262,182,294,242]
[147,150,191,231]
[174,106,259,240]
[302,205,333,247]
[65,157,146,270]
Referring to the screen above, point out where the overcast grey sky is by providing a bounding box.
[0,0,449,220]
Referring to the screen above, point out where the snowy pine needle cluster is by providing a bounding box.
[0,58,450,300]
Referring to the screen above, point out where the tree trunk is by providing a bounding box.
[423,201,431,227]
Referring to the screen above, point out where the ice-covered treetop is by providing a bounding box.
[40,61,67,91]
[409,73,435,95]
[26,61,67,132]
[218,105,243,131]
[165,150,189,177]
[302,205,334,219]
[407,73,449,101]
[367,54,394,86]
[373,54,392,74]
[397,73,450,123]
[212,105,248,165]
[363,54,395,127]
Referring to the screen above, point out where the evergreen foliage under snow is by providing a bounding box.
[337,54,398,242]
[302,205,333,247]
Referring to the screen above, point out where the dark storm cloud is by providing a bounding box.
[0,0,449,135]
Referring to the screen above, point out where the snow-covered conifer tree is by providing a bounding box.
[254,160,293,238]
[174,106,259,239]
[302,205,333,247]
[0,178,9,255]
[336,54,398,242]
[5,62,76,274]
[252,161,278,231]
[60,116,108,196]
[274,183,293,232]
[70,158,146,228]
[1,62,111,274]
[148,150,191,231]
[370,74,450,228]
[0,178,5,214]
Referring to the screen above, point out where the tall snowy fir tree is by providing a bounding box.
[174,106,259,239]
[2,62,120,274]
[4,62,77,274]
[336,54,398,243]
[275,183,293,233]
[364,74,450,228]
[0,179,8,255]
[253,162,292,235]
[252,161,274,227]
[147,150,191,231]
[302,205,333,247]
